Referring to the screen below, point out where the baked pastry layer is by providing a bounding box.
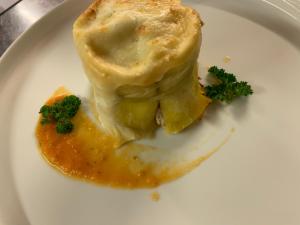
[73,0,210,142]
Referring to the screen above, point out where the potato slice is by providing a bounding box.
[115,98,159,137]
[160,65,211,133]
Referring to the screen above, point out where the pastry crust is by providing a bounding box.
[73,0,202,87]
[73,0,205,142]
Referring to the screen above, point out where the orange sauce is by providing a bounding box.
[36,88,231,189]
[151,191,160,202]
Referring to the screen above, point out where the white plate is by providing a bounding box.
[1,0,300,224]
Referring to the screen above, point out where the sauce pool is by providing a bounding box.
[36,88,227,189]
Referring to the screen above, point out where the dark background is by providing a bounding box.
[0,0,63,56]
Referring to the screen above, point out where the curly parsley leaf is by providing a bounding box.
[39,95,81,134]
[205,66,253,103]
[56,119,74,134]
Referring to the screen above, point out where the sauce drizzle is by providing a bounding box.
[36,88,231,189]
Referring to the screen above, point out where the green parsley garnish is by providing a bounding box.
[205,66,253,103]
[39,95,81,134]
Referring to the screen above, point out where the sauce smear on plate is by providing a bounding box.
[36,88,221,189]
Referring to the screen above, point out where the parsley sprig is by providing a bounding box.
[205,66,253,103]
[39,95,81,134]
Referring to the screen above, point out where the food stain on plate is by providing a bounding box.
[223,56,231,64]
[150,191,160,202]
[36,87,233,189]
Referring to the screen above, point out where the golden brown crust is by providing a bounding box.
[83,0,102,18]
[74,0,102,27]
[73,0,202,86]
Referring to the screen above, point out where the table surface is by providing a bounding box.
[0,0,64,56]
[0,0,21,15]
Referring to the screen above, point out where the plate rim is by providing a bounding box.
[1,0,300,69]
[1,0,300,225]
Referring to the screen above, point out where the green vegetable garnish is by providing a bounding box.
[205,66,253,103]
[39,95,81,134]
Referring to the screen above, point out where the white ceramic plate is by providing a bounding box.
[1,0,300,224]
